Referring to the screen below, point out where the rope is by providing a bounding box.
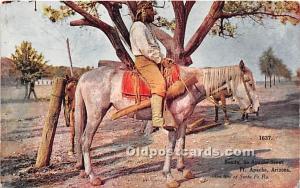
[179,75,191,94]
[133,72,141,104]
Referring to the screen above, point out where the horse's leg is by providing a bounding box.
[68,107,75,155]
[176,123,194,180]
[241,113,244,120]
[75,89,86,170]
[220,94,230,125]
[82,115,105,186]
[214,103,219,122]
[143,120,157,136]
[163,131,179,188]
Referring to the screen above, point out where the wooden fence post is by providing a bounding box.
[35,77,65,168]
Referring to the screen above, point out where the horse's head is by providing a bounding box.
[65,77,78,99]
[232,61,260,114]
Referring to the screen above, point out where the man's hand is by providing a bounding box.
[161,58,174,68]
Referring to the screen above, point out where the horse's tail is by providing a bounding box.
[74,82,86,169]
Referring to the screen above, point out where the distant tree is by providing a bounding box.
[53,66,68,77]
[259,47,292,88]
[273,57,292,81]
[43,64,56,78]
[11,41,47,99]
[259,47,275,88]
[281,67,292,80]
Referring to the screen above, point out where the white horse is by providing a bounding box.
[74,62,259,187]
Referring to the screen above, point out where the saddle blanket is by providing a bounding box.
[122,64,180,98]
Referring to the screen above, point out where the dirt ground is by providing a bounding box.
[1,82,299,188]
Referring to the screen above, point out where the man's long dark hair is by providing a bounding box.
[135,2,154,23]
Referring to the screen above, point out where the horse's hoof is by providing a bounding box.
[79,170,88,178]
[166,180,180,188]
[183,169,194,179]
[90,177,103,186]
[199,177,208,183]
[68,151,74,156]
[224,121,230,126]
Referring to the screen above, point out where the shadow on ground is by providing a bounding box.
[98,149,299,184]
[251,92,299,129]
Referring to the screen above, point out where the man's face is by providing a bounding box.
[145,7,155,23]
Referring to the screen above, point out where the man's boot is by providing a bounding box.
[151,94,178,131]
[151,94,164,128]
[163,105,178,131]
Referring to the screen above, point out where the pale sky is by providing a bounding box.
[1,1,299,81]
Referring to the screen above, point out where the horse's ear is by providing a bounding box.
[239,60,245,71]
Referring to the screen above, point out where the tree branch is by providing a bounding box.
[248,15,264,25]
[172,1,186,47]
[184,1,224,57]
[101,1,131,47]
[63,1,134,68]
[185,1,195,21]
[126,1,137,20]
[70,19,95,27]
[150,24,174,51]
[220,11,300,20]
[63,1,111,30]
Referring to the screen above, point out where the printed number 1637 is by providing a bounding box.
[259,136,272,140]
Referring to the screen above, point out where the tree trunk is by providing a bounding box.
[27,83,38,100]
[64,1,134,69]
[24,82,29,100]
[269,75,272,88]
[35,77,65,168]
[279,76,281,83]
[273,75,275,85]
[264,74,267,88]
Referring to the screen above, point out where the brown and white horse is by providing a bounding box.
[73,62,259,187]
[211,78,260,125]
[63,77,78,155]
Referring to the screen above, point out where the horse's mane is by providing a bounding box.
[202,65,242,96]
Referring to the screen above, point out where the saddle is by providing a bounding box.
[122,64,180,100]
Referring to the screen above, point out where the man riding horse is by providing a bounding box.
[72,3,260,186]
[130,2,176,130]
